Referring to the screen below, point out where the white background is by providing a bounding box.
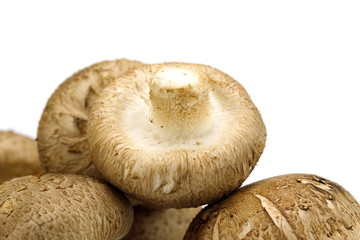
[1,1,359,201]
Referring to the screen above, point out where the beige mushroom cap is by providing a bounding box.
[184,174,360,240]
[0,173,133,240]
[123,207,201,240]
[37,59,143,178]
[0,131,44,183]
[88,62,266,208]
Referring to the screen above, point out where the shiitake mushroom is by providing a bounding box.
[88,62,266,208]
[0,131,44,183]
[123,206,201,240]
[37,59,143,178]
[0,173,133,240]
[184,174,360,240]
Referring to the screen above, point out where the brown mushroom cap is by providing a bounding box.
[0,131,44,183]
[37,59,143,178]
[88,62,266,208]
[123,207,201,240]
[0,173,133,240]
[184,174,360,239]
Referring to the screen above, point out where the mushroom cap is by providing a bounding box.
[37,59,143,178]
[0,173,133,240]
[123,207,201,240]
[184,174,360,240]
[0,131,44,183]
[88,62,266,208]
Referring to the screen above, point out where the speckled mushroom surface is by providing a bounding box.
[184,174,360,240]
[88,62,266,208]
[37,59,143,178]
[0,131,44,183]
[123,206,201,240]
[0,173,133,240]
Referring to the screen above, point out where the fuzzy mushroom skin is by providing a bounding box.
[37,59,143,178]
[0,173,133,240]
[123,207,201,240]
[0,131,44,183]
[88,62,266,208]
[184,174,360,240]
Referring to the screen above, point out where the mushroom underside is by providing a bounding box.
[88,62,266,208]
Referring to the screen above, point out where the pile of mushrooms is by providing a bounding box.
[1,59,359,239]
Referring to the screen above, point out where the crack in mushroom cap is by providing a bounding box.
[123,206,201,240]
[87,62,267,208]
[0,173,133,240]
[37,59,143,178]
[183,174,360,240]
[0,131,44,183]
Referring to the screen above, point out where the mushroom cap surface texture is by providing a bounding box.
[0,131,44,183]
[88,62,266,208]
[0,173,133,240]
[183,173,360,240]
[37,59,143,178]
[123,206,201,240]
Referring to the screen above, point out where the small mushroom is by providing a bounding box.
[123,207,201,240]
[184,174,360,239]
[88,62,266,208]
[0,131,44,183]
[37,59,143,178]
[0,173,133,240]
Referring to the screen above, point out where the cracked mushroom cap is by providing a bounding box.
[123,206,201,240]
[184,174,360,240]
[0,131,44,183]
[37,59,143,178]
[88,62,266,208]
[0,173,133,240]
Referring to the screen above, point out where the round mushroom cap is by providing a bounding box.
[184,174,360,240]
[0,173,133,240]
[37,59,143,178]
[123,207,201,240]
[88,62,266,208]
[0,131,44,183]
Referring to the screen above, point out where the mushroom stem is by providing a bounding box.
[149,66,212,138]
